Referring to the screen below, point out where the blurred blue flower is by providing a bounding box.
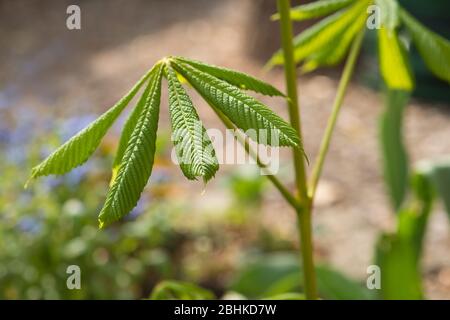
[18,191,33,205]
[150,168,172,184]
[17,217,43,235]
[41,176,63,192]
[0,84,19,110]
[5,145,27,164]
[0,128,10,145]
[125,195,151,221]
[58,114,97,141]
[20,40,64,78]
[65,164,91,186]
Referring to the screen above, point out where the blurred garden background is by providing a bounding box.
[0,0,449,299]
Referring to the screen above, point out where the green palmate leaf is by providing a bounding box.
[400,8,450,83]
[165,64,219,182]
[268,0,368,66]
[30,56,303,228]
[29,69,153,181]
[173,56,284,97]
[98,65,163,228]
[379,90,410,210]
[269,9,343,66]
[378,26,414,91]
[301,10,366,72]
[283,0,355,21]
[290,0,368,64]
[375,0,400,32]
[173,61,300,147]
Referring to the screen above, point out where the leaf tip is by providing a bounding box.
[24,179,31,189]
[25,168,39,189]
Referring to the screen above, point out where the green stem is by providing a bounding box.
[308,28,365,200]
[277,0,308,201]
[277,0,317,300]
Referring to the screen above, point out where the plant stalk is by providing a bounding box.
[277,0,317,300]
[277,0,308,201]
[308,28,365,200]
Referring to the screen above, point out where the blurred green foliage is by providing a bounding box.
[399,0,450,102]
[3,121,376,300]
[376,71,450,301]
[229,253,374,300]
[0,115,275,299]
[0,121,188,299]
[150,280,215,300]
[0,157,181,299]
[379,90,410,210]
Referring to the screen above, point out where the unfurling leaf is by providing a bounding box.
[268,10,344,66]
[173,61,300,147]
[301,9,366,72]
[98,65,163,228]
[268,0,369,66]
[274,0,355,21]
[165,63,219,182]
[30,69,153,180]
